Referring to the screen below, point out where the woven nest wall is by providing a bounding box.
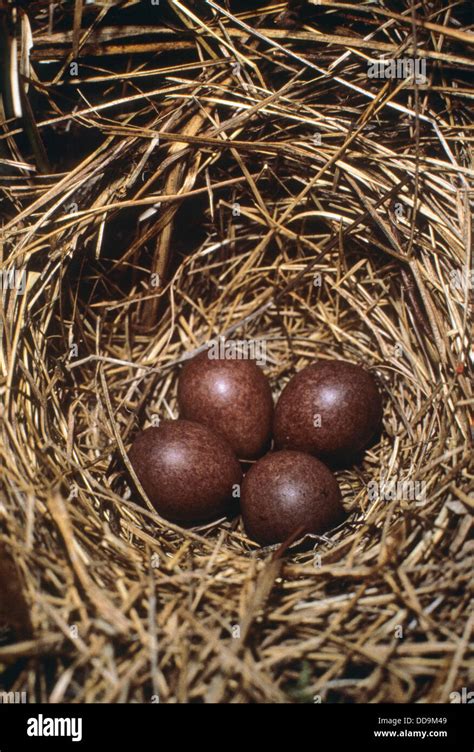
[0,1,472,703]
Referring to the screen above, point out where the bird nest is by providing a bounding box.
[0,1,472,703]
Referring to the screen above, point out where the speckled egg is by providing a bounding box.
[128,419,242,523]
[241,450,345,546]
[177,350,273,459]
[273,360,382,463]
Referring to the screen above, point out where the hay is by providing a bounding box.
[0,0,472,703]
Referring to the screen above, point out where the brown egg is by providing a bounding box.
[177,350,273,459]
[128,419,242,523]
[241,450,345,545]
[274,360,382,463]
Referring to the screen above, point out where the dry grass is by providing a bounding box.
[0,0,472,703]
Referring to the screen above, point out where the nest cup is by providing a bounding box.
[0,1,472,704]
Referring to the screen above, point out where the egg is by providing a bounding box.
[241,450,345,545]
[177,350,273,459]
[128,419,242,523]
[273,360,382,463]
